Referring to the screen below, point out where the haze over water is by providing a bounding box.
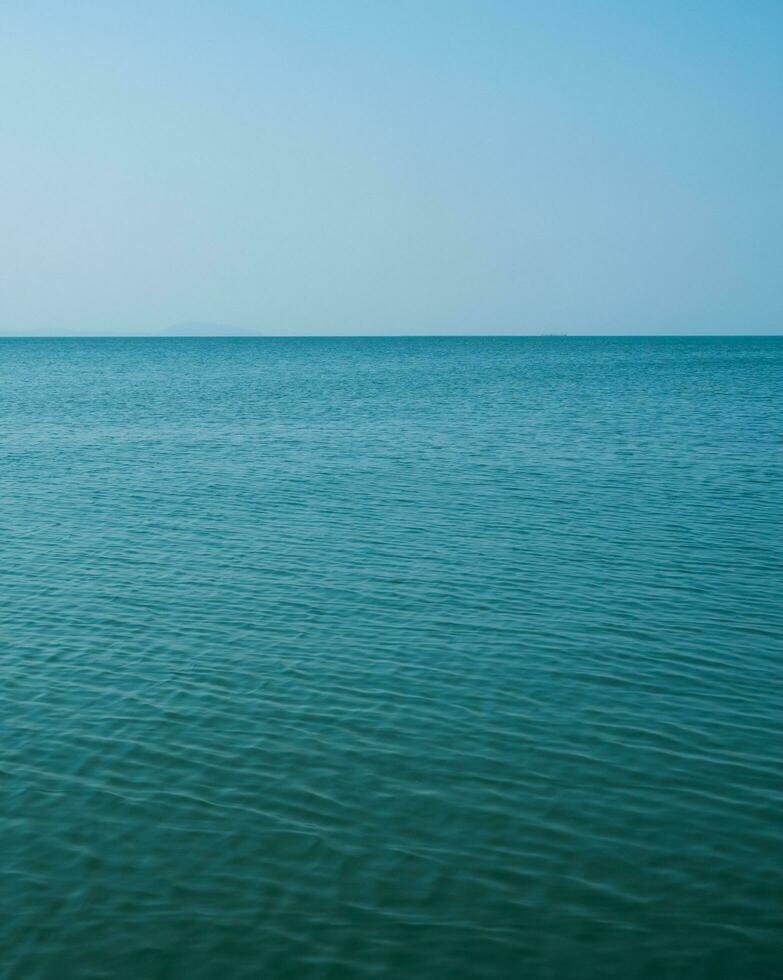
[2,337,782,979]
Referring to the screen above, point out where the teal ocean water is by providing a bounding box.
[2,337,782,979]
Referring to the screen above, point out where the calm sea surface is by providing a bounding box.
[2,337,782,979]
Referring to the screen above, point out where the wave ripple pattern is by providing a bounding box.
[2,337,782,980]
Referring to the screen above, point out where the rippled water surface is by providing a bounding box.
[2,337,782,979]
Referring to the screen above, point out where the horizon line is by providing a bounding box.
[0,333,781,340]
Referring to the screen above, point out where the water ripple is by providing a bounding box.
[1,337,782,979]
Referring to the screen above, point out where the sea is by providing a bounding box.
[2,337,782,979]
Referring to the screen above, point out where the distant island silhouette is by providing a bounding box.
[161,322,261,337]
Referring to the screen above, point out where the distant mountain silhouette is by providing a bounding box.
[162,322,261,336]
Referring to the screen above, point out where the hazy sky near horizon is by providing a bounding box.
[2,1,781,336]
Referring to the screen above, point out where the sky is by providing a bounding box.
[1,1,781,336]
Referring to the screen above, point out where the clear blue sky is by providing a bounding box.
[1,1,781,335]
